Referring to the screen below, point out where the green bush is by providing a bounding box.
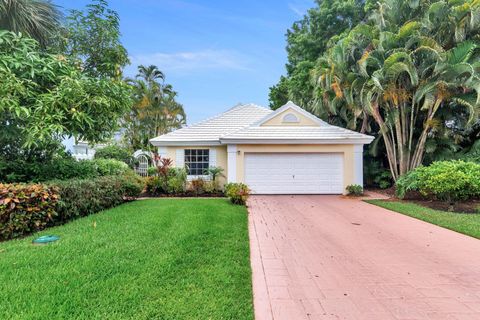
[94,145,137,168]
[93,159,130,176]
[0,174,145,240]
[0,183,59,240]
[346,184,363,196]
[146,167,188,195]
[396,160,480,202]
[224,183,250,205]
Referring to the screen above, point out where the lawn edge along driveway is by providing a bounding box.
[0,199,254,320]
[366,199,480,239]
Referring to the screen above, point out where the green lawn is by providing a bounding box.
[366,199,480,239]
[0,199,253,320]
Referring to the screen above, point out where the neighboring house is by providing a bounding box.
[150,101,374,194]
[66,130,125,160]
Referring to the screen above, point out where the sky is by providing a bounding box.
[55,0,314,124]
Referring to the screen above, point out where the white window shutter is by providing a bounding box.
[209,148,217,167]
[176,149,184,168]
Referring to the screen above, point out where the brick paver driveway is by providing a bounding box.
[248,195,480,320]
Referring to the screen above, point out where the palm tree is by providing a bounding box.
[313,0,480,180]
[0,0,62,48]
[123,65,186,151]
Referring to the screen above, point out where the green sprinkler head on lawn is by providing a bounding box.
[32,235,60,245]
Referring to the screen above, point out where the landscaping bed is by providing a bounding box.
[0,199,253,319]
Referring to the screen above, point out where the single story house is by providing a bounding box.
[150,101,374,194]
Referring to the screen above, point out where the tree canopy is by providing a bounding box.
[123,65,186,151]
[0,30,132,147]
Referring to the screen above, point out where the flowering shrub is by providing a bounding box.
[224,183,250,205]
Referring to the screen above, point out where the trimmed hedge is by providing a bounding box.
[0,174,144,240]
[0,158,131,183]
[0,184,59,240]
[396,160,480,202]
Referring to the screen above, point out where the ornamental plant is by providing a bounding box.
[224,183,250,205]
[396,160,480,203]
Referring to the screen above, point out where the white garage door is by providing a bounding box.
[244,153,344,194]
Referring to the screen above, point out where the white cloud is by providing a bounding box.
[129,49,250,73]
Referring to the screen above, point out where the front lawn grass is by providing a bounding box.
[366,199,480,239]
[0,199,253,320]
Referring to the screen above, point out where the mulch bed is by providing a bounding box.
[411,199,480,214]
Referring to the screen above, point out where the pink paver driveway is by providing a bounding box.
[248,195,480,320]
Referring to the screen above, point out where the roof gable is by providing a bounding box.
[255,101,327,127]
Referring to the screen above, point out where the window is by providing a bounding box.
[282,113,299,123]
[184,149,209,176]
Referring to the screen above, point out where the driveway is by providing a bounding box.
[248,195,480,320]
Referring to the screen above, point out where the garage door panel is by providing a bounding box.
[245,153,343,194]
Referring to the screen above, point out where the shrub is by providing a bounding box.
[396,160,480,202]
[203,181,217,194]
[346,184,363,196]
[0,175,145,240]
[0,183,59,240]
[190,178,205,195]
[94,145,136,168]
[167,168,187,194]
[146,176,162,195]
[31,158,99,182]
[147,166,157,176]
[93,159,130,176]
[224,183,250,205]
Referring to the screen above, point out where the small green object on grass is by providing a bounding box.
[32,235,60,245]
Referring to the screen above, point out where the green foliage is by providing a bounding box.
[224,183,250,205]
[167,168,187,194]
[269,0,367,109]
[346,184,364,196]
[146,167,187,195]
[92,159,130,176]
[64,0,129,78]
[0,183,59,240]
[0,157,135,183]
[123,65,186,151]
[94,145,136,167]
[396,160,480,202]
[312,0,480,180]
[0,0,62,48]
[0,30,132,147]
[204,166,225,191]
[364,160,393,189]
[52,174,143,224]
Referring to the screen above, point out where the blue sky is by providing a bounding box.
[55,0,314,124]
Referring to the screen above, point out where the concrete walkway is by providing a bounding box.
[248,195,480,320]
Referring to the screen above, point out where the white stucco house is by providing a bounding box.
[150,101,374,194]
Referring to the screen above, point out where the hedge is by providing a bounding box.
[0,174,144,240]
[0,158,131,183]
[396,160,480,202]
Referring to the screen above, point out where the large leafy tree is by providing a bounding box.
[0,30,132,147]
[269,0,367,109]
[63,0,129,79]
[0,0,62,48]
[314,0,480,180]
[123,65,186,151]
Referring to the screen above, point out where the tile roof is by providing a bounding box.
[150,102,374,146]
[150,103,272,145]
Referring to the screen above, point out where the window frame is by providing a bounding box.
[184,149,210,179]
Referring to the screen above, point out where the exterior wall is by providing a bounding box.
[159,145,228,186]
[261,109,319,126]
[234,144,357,194]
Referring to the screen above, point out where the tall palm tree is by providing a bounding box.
[0,0,62,48]
[313,0,480,180]
[124,65,186,151]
